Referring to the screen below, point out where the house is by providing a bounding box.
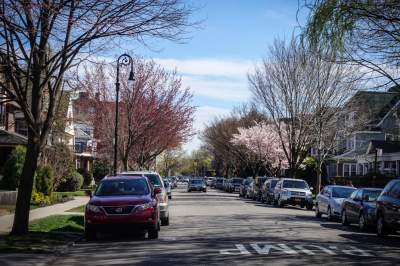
[326,87,400,178]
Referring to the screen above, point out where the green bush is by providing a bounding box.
[93,160,110,183]
[34,165,54,196]
[0,145,26,190]
[57,171,83,192]
[77,168,93,187]
[31,191,51,206]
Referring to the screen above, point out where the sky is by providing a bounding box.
[124,0,307,153]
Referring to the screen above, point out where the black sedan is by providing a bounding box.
[341,188,382,231]
[376,179,400,236]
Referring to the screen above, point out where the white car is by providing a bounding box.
[273,178,313,209]
[315,185,356,220]
[119,170,170,226]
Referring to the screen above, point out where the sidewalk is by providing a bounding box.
[0,196,88,233]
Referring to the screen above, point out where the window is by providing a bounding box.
[15,119,28,136]
[343,164,350,177]
[350,164,357,176]
[350,190,358,200]
[0,102,5,127]
[389,181,400,199]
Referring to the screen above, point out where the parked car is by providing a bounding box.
[246,181,256,199]
[274,178,313,209]
[315,185,356,220]
[375,179,400,236]
[261,178,279,204]
[253,176,267,201]
[187,178,207,192]
[239,178,253,197]
[341,188,382,231]
[85,175,161,240]
[215,177,224,190]
[163,179,172,199]
[119,171,169,226]
[228,178,242,193]
[167,176,177,189]
[206,177,215,187]
[223,179,231,192]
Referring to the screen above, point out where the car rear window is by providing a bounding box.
[282,180,308,189]
[362,189,382,202]
[191,179,204,184]
[95,179,149,196]
[144,174,162,187]
[331,187,356,198]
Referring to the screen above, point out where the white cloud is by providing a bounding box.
[183,106,231,152]
[154,58,254,78]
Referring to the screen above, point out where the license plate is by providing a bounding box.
[294,198,301,202]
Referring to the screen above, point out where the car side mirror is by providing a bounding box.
[154,187,162,194]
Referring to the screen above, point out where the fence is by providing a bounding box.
[0,190,18,205]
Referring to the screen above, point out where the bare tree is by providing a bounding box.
[249,37,359,188]
[0,0,195,235]
[303,0,400,88]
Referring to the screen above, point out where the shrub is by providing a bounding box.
[77,168,93,187]
[57,171,84,192]
[93,160,111,183]
[0,145,26,190]
[31,191,51,206]
[34,165,54,196]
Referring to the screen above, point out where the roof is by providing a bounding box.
[103,175,146,180]
[346,90,400,126]
[119,171,159,175]
[0,129,27,146]
[366,140,400,154]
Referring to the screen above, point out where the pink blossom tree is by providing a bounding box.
[231,122,288,176]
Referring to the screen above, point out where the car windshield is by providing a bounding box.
[191,179,204,184]
[332,187,356,198]
[95,179,149,196]
[270,180,278,188]
[144,174,162,187]
[363,190,382,202]
[282,180,308,189]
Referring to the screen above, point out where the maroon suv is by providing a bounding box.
[85,175,161,240]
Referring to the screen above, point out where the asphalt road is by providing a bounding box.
[52,185,400,265]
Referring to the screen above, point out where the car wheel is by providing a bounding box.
[148,225,159,239]
[341,210,349,226]
[376,214,388,237]
[161,216,170,226]
[358,213,366,231]
[315,205,322,217]
[327,207,333,221]
[168,195,172,200]
[278,197,284,208]
[85,225,97,241]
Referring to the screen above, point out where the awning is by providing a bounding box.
[0,129,27,146]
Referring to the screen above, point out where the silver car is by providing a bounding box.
[273,178,313,209]
[120,171,170,226]
[315,185,356,220]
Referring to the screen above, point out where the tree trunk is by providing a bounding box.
[122,156,129,172]
[316,163,322,194]
[11,137,41,235]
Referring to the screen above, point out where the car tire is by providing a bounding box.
[148,225,159,239]
[168,195,172,200]
[341,210,349,226]
[315,205,322,218]
[278,197,284,208]
[161,216,170,226]
[376,214,388,237]
[85,225,97,241]
[358,212,366,231]
[327,207,333,221]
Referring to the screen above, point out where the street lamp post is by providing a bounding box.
[114,54,135,175]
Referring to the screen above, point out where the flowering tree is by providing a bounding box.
[76,59,195,171]
[231,122,288,176]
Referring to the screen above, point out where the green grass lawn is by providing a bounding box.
[29,215,84,233]
[66,205,86,213]
[0,215,84,253]
[52,191,87,197]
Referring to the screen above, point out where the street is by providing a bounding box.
[51,185,399,266]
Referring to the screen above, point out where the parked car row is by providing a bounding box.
[315,179,400,237]
[85,171,170,240]
[217,175,400,237]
